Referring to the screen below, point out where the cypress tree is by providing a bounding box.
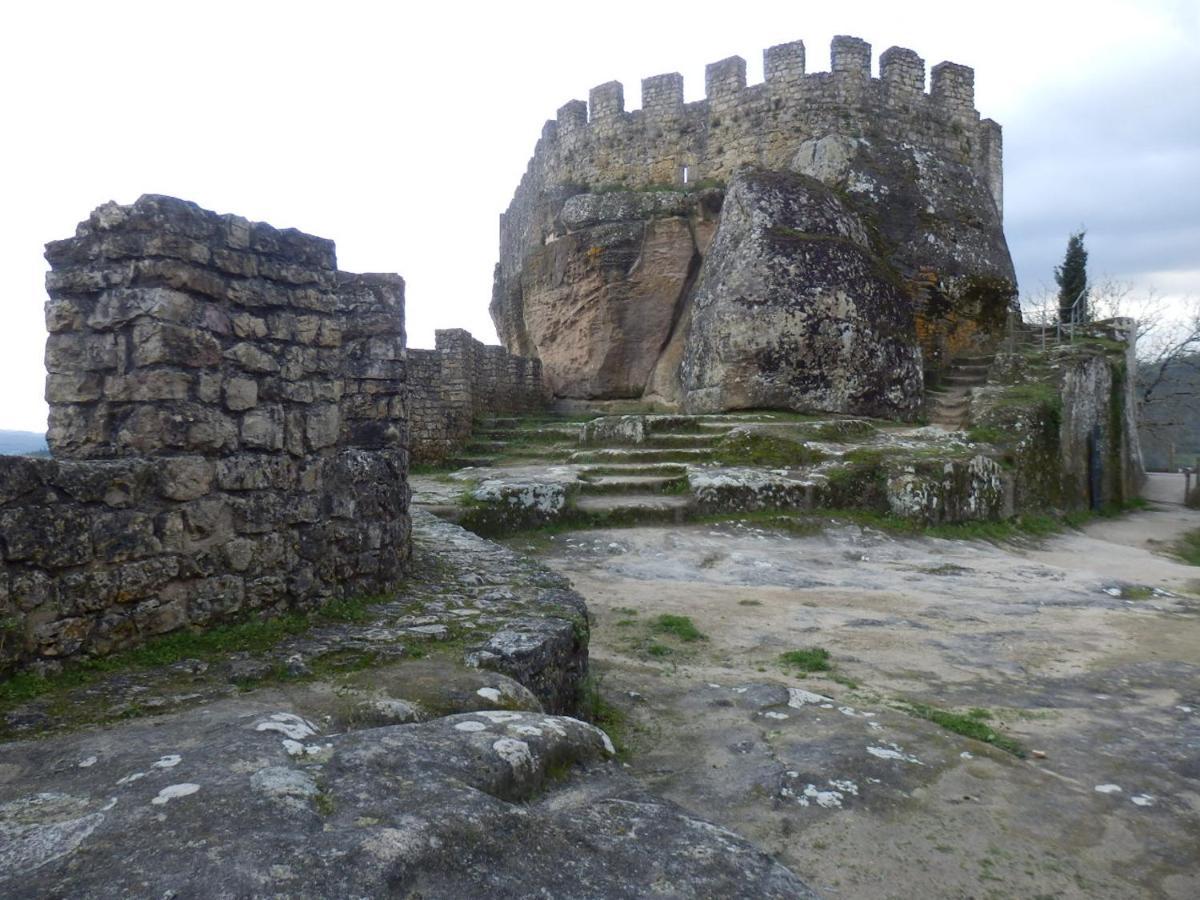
[1055,230,1089,324]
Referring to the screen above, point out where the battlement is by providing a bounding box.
[501,33,1006,315]
[546,35,985,138]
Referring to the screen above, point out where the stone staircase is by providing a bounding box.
[926,353,993,428]
[410,408,1005,535]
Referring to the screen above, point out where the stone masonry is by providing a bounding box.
[408,328,548,463]
[0,195,409,670]
[492,35,1016,410]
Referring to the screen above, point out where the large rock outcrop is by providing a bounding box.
[491,35,1017,416]
[509,190,720,398]
[678,169,923,416]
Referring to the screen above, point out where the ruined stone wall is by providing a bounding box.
[408,329,548,463]
[0,195,409,670]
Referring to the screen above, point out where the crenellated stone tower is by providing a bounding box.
[492,35,1016,417]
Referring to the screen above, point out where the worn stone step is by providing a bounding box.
[574,493,694,522]
[577,474,689,495]
[569,448,713,464]
[577,463,689,477]
[463,441,509,453]
[449,456,497,468]
[641,433,723,448]
[943,374,987,387]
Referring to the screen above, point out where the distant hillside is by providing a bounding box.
[1139,355,1200,470]
[0,430,49,456]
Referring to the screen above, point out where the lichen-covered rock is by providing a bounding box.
[679,169,924,417]
[0,702,814,898]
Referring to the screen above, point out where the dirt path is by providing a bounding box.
[520,503,1200,899]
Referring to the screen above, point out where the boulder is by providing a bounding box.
[679,169,924,417]
[0,700,815,898]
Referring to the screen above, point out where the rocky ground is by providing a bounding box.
[512,479,1200,899]
[0,512,812,898]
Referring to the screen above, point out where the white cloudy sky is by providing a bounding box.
[1,0,1196,432]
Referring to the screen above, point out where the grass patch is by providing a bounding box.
[651,614,706,642]
[711,429,827,468]
[646,642,672,658]
[779,647,832,672]
[1171,528,1200,566]
[576,675,631,760]
[737,599,763,607]
[900,701,1025,757]
[0,594,392,710]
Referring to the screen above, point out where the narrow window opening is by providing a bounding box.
[682,165,689,184]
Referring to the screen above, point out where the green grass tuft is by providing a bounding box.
[651,614,707,642]
[901,701,1025,757]
[1172,528,1200,566]
[779,648,832,672]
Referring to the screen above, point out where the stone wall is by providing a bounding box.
[492,35,1016,405]
[0,195,409,671]
[409,329,548,463]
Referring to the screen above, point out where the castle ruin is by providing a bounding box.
[491,36,1016,417]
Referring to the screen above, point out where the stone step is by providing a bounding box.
[574,493,694,522]
[463,441,509,453]
[449,456,497,468]
[949,363,991,375]
[577,474,689,495]
[943,374,987,387]
[577,463,689,477]
[641,433,723,448]
[569,448,713,464]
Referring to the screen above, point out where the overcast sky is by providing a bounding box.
[1,0,1196,432]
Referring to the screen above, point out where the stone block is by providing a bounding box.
[131,320,221,368]
[215,455,296,491]
[103,370,192,402]
[9,569,56,613]
[225,341,280,374]
[231,312,268,339]
[159,456,215,501]
[45,332,117,374]
[180,496,235,549]
[305,403,340,450]
[59,567,120,613]
[133,597,188,636]
[115,557,181,603]
[88,287,196,330]
[45,298,89,333]
[224,377,259,411]
[0,505,93,567]
[46,373,103,403]
[242,405,284,450]
[34,616,91,657]
[91,510,161,562]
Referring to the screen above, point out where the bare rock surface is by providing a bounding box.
[0,511,816,898]
[0,703,811,898]
[523,501,1200,899]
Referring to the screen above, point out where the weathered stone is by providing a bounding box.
[102,370,191,402]
[158,457,215,501]
[305,403,340,449]
[224,341,280,374]
[223,376,258,411]
[679,169,924,418]
[45,332,116,374]
[130,321,221,368]
[242,405,285,450]
[88,287,196,330]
